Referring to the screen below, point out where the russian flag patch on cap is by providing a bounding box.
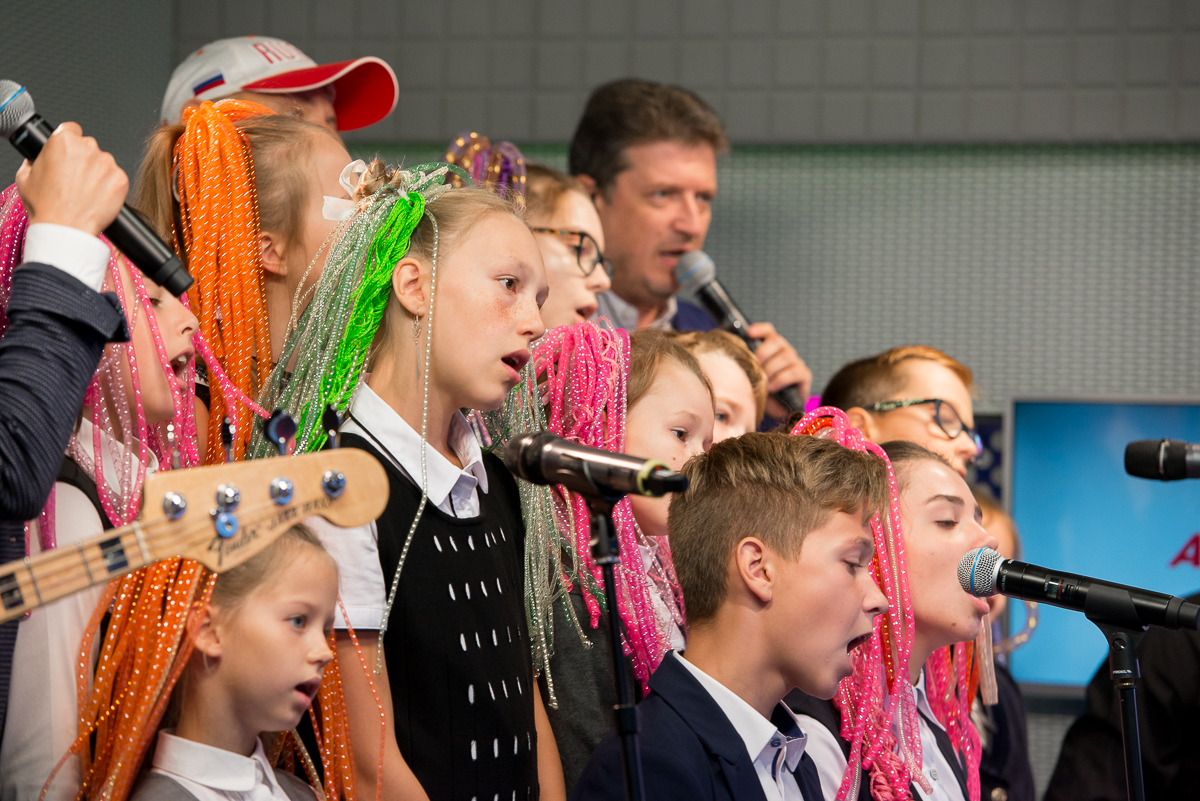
[192,73,226,95]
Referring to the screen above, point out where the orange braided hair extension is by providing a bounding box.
[174,99,275,463]
[50,556,361,801]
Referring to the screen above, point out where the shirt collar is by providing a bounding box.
[672,652,807,775]
[349,383,489,506]
[595,290,678,332]
[151,730,282,794]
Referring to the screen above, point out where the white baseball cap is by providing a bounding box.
[162,35,398,131]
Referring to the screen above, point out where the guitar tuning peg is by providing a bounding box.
[221,417,234,463]
[264,410,298,457]
[322,405,342,450]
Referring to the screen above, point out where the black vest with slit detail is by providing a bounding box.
[342,432,537,801]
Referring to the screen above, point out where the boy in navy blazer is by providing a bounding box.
[572,433,890,801]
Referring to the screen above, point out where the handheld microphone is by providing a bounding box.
[674,251,805,414]
[0,81,193,298]
[959,547,1200,631]
[501,431,689,500]
[1124,439,1200,481]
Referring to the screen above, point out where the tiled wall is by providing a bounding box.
[176,0,1200,144]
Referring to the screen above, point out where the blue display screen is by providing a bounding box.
[1008,400,1200,686]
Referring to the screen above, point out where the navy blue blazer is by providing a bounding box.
[571,653,822,801]
[0,262,128,747]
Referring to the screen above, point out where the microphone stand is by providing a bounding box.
[580,491,646,801]
[1085,584,1149,801]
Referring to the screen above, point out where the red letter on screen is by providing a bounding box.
[1170,533,1200,568]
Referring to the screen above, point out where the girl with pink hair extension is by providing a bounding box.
[0,183,261,801]
[533,320,678,687]
[788,410,996,801]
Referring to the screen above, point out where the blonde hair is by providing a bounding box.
[674,329,768,422]
[628,328,713,411]
[367,175,528,368]
[669,433,888,624]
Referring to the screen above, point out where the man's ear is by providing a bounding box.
[734,536,773,606]
[845,407,876,440]
[575,174,601,205]
[390,256,428,318]
[190,606,223,660]
[261,232,287,277]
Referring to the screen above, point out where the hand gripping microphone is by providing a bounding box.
[501,431,689,500]
[1124,439,1200,481]
[674,251,805,414]
[0,81,193,297]
[959,546,1200,630]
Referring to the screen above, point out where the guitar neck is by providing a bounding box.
[0,521,164,624]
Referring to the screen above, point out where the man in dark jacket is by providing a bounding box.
[0,121,131,745]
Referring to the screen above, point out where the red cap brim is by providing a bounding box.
[242,57,398,131]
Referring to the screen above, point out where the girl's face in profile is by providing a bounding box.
[205,546,338,742]
[695,349,758,442]
[625,360,714,539]
[118,259,198,426]
[531,189,612,329]
[900,458,998,661]
[429,213,548,412]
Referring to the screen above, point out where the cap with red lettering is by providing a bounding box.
[161,35,398,131]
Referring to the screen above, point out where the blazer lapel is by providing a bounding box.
[649,653,770,801]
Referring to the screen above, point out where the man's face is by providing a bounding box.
[591,140,717,306]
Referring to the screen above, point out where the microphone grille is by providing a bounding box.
[958,547,1003,597]
[0,81,35,139]
[674,250,716,295]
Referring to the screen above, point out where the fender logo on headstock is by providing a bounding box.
[205,496,336,569]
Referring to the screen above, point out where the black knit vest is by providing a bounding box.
[342,432,537,801]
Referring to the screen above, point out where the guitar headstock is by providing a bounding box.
[140,449,388,573]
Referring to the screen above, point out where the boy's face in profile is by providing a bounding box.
[764,509,887,699]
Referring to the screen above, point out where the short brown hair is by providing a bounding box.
[670,433,889,624]
[822,345,974,412]
[629,328,713,411]
[525,163,585,221]
[674,330,768,422]
[568,79,730,194]
[878,439,954,492]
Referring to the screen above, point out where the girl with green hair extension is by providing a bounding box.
[256,160,567,801]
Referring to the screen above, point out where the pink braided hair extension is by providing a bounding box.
[533,320,679,690]
[925,643,983,801]
[789,407,926,801]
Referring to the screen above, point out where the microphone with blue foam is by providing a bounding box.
[959,546,1200,630]
[0,79,193,298]
[674,250,806,414]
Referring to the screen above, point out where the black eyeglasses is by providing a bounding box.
[530,227,612,278]
[866,398,983,455]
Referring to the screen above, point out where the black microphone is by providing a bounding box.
[501,431,688,499]
[959,547,1200,631]
[674,251,805,414]
[1125,439,1200,481]
[0,81,193,298]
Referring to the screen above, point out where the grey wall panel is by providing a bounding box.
[0,0,173,188]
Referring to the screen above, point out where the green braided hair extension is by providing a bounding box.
[250,162,467,458]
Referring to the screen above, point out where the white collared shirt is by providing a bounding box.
[307,382,490,630]
[595,289,678,332]
[149,731,315,801]
[341,382,488,518]
[673,653,808,801]
[22,223,111,292]
[797,671,966,801]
